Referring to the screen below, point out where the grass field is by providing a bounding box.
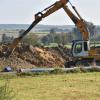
[0,72,100,100]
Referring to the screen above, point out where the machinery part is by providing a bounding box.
[65,61,76,68]
[65,57,96,68]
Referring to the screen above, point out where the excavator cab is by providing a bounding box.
[72,40,90,57]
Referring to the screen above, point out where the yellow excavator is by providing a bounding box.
[3,0,100,67]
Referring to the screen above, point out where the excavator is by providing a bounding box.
[2,0,100,67]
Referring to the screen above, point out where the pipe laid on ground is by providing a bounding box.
[20,66,100,73]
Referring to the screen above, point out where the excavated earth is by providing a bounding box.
[0,43,70,70]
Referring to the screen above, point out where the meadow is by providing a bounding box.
[0,72,100,100]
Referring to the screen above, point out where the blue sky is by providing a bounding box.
[0,0,99,25]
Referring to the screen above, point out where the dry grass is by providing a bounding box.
[0,72,100,100]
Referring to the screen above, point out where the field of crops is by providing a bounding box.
[0,72,100,100]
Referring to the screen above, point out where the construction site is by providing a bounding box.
[0,0,100,71]
[0,0,100,72]
[0,0,100,100]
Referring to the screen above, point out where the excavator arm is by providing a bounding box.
[9,0,68,50]
[5,0,90,56]
[63,3,90,40]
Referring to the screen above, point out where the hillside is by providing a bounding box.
[0,24,75,33]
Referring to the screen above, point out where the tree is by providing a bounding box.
[22,34,40,46]
[49,28,56,43]
[19,29,25,36]
[2,34,14,43]
[41,35,49,45]
[86,22,96,38]
[72,27,82,40]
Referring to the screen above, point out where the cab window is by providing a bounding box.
[74,42,82,54]
[84,42,88,51]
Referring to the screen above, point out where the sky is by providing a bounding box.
[0,0,99,25]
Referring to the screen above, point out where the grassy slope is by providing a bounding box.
[0,72,100,100]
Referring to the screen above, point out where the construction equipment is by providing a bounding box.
[2,0,100,67]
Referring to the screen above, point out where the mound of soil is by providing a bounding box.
[0,43,70,69]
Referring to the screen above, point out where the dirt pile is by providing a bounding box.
[0,43,70,69]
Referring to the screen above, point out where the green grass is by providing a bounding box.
[0,72,100,100]
[45,43,59,47]
[64,44,71,49]
[45,43,72,48]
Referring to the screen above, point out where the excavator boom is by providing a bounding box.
[5,0,90,57]
[63,5,90,40]
[10,0,69,50]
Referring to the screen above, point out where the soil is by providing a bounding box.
[0,43,70,70]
